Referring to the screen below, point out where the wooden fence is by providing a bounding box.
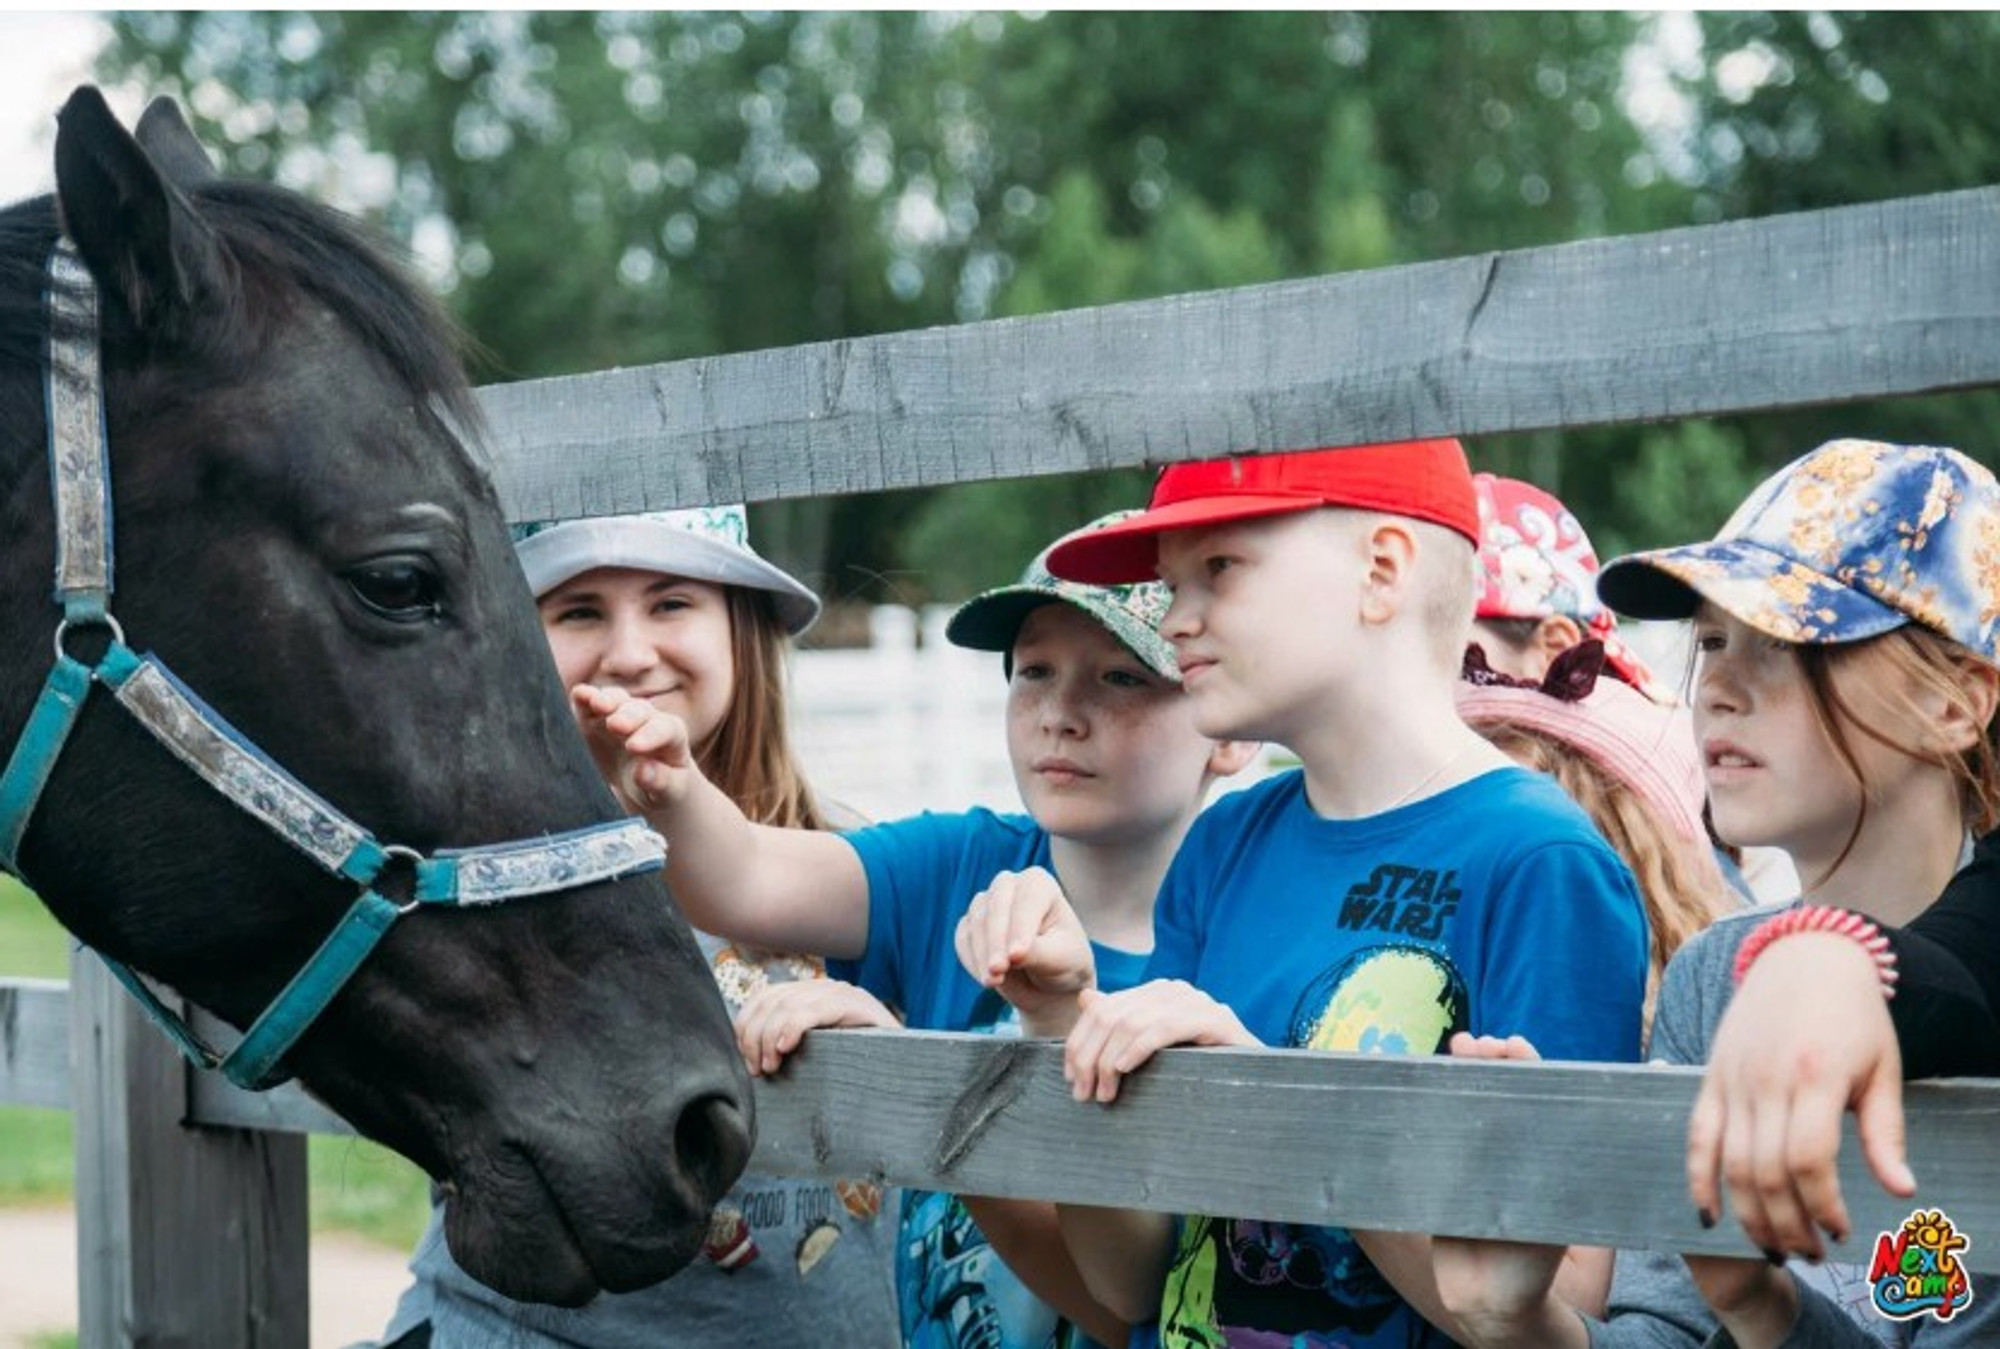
[6,182,2000,1346]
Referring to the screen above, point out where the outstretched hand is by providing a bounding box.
[953,867,1098,1035]
[571,683,698,814]
[1688,932,1912,1264]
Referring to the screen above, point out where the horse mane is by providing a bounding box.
[0,178,483,449]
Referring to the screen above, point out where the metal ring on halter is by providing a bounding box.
[379,844,428,915]
[53,611,126,663]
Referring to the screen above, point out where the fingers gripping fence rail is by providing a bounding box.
[8,184,2000,1345]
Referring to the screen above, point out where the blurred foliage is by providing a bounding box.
[92,11,2000,603]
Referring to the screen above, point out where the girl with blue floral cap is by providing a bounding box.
[1433,440,2000,1349]
[377,506,901,1349]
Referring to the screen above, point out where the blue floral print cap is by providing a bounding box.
[946,511,1180,680]
[512,504,822,636]
[1598,439,2000,664]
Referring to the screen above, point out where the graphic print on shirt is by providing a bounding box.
[1159,943,1469,1348]
[702,941,886,1275]
[1332,864,1463,943]
[900,989,1096,1349]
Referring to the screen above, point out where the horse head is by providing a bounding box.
[0,87,753,1305]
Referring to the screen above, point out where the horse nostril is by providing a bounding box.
[675,1092,753,1205]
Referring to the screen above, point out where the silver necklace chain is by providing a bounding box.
[1381,741,1480,814]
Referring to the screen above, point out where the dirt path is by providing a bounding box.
[0,1205,413,1348]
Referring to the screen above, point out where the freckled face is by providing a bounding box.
[1692,604,1929,865]
[1005,603,1216,845]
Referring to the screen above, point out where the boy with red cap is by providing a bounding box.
[956,440,1649,1348]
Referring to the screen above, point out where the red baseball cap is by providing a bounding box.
[1046,439,1479,585]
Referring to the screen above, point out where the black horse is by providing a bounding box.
[0,88,752,1306]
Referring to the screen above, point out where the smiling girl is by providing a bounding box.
[378,505,899,1349]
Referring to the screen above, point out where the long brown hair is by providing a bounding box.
[1478,724,1733,1043]
[1794,626,2000,885]
[694,587,826,831]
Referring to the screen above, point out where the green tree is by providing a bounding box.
[105,12,1974,595]
[1656,11,2000,506]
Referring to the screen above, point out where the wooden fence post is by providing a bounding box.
[69,951,309,1349]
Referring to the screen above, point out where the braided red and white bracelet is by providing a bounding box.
[1731,904,1899,999]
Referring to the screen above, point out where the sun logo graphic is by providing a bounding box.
[1869,1208,1974,1323]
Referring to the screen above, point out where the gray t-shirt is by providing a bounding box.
[377,932,900,1349]
[1587,903,1995,1349]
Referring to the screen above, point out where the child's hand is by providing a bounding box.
[1447,1032,1542,1063]
[1687,933,1912,1264]
[953,868,1097,1034]
[1063,980,1256,1104]
[734,979,900,1077]
[571,683,698,814]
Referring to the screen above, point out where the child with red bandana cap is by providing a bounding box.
[1469,472,1787,903]
[1469,472,1669,702]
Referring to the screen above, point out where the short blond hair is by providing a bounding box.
[1326,510,1477,667]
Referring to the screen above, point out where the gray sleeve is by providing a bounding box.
[1581,1249,1717,1349]
[1648,917,1759,1067]
[1706,1280,1892,1349]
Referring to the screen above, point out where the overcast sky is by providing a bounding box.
[0,12,116,203]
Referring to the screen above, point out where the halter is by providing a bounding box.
[0,240,668,1091]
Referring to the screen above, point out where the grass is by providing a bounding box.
[29,1333,77,1349]
[0,876,73,979]
[0,877,434,1250]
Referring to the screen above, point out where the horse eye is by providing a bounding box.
[344,559,442,622]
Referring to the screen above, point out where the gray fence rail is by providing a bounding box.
[478,186,2000,521]
[7,977,2000,1273]
[7,184,2000,1346]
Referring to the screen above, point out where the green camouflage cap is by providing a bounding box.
[945,511,1179,679]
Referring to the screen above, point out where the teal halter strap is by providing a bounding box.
[0,239,666,1091]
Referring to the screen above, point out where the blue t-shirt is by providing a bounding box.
[1143,767,1648,1349]
[836,808,1144,1349]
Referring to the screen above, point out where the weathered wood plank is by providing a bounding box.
[68,958,309,1349]
[187,1005,355,1138]
[0,977,70,1109]
[743,1031,2000,1273]
[19,981,2000,1273]
[479,187,2000,520]
[174,1014,2000,1275]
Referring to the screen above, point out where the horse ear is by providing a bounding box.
[134,96,219,189]
[53,85,226,335]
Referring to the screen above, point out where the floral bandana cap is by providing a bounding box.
[1598,439,2000,666]
[1472,474,1670,704]
[945,510,1180,679]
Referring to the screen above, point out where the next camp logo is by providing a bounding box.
[1869,1208,1974,1323]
